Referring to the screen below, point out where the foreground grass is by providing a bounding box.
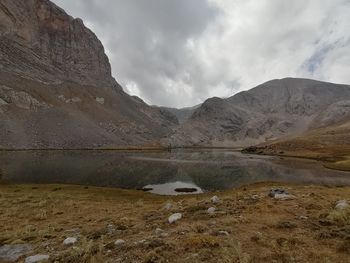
[1,183,350,262]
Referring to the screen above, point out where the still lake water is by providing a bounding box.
[0,149,349,195]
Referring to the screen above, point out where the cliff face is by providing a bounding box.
[0,0,177,149]
[0,0,113,87]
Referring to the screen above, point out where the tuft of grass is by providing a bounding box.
[183,235,220,249]
[326,208,350,226]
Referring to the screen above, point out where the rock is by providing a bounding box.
[63,237,77,245]
[335,200,349,210]
[0,244,32,262]
[268,188,287,197]
[269,189,295,200]
[274,193,295,200]
[207,207,216,215]
[168,213,182,224]
[25,254,49,263]
[114,239,125,246]
[218,231,229,236]
[211,196,220,204]
[96,97,105,105]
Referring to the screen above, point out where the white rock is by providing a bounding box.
[114,239,125,246]
[168,213,182,224]
[211,196,220,204]
[63,237,77,245]
[274,193,295,200]
[25,254,49,263]
[335,200,349,210]
[207,207,216,215]
[96,97,105,104]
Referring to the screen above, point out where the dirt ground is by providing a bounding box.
[1,183,350,263]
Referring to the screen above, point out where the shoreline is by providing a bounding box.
[241,149,350,173]
[0,146,243,152]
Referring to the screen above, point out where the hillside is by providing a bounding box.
[166,78,350,147]
[243,121,350,171]
[0,0,177,149]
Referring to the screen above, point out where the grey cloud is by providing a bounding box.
[53,0,220,107]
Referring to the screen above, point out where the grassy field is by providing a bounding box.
[243,122,350,172]
[1,183,350,262]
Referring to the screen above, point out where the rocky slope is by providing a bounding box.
[160,105,200,124]
[167,78,350,147]
[0,0,177,149]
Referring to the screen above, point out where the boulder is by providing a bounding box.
[63,237,77,245]
[0,244,32,262]
[207,207,216,215]
[168,213,182,224]
[114,239,125,246]
[25,254,49,263]
[211,196,220,204]
[335,200,349,210]
[269,188,295,200]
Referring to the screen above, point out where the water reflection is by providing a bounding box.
[0,149,349,195]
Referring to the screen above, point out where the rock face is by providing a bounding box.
[167,78,350,147]
[0,0,177,149]
[0,0,112,86]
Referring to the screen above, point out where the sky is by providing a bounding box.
[52,0,350,108]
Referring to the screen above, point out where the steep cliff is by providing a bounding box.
[0,0,177,149]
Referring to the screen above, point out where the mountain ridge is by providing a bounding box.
[166,77,350,147]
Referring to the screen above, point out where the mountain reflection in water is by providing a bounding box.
[0,149,349,195]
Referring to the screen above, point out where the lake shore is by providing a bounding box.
[1,183,350,262]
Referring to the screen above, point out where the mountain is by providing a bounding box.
[160,104,200,124]
[166,78,350,147]
[0,0,177,149]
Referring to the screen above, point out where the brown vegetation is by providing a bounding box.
[243,122,350,171]
[1,183,350,262]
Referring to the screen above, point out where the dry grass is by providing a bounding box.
[245,122,350,172]
[1,183,350,262]
[324,157,350,172]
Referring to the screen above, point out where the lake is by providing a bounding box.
[0,149,349,195]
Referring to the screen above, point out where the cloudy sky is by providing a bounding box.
[52,0,350,108]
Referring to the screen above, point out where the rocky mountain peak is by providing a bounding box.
[0,0,114,87]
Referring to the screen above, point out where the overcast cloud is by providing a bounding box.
[52,0,350,108]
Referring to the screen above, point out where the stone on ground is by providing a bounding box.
[168,213,182,224]
[25,254,49,263]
